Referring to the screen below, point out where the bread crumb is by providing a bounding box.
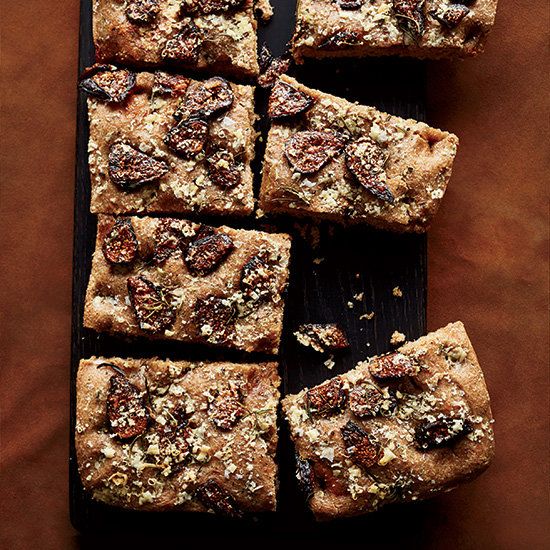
[390,331,406,345]
[354,292,364,301]
[347,301,354,309]
[313,257,325,265]
[360,312,374,320]
[324,355,335,370]
[392,286,403,298]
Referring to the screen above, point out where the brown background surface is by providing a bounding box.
[1,1,548,548]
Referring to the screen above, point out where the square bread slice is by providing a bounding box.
[259,75,459,232]
[83,215,291,354]
[76,356,280,514]
[292,0,499,62]
[282,321,495,520]
[80,67,255,216]
[93,0,260,79]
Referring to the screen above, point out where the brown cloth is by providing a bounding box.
[1,1,548,548]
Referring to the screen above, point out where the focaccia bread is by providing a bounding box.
[259,76,458,232]
[83,215,291,354]
[292,0,498,62]
[93,0,260,78]
[80,66,255,216]
[282,322,495,520]
[76,356,280,514]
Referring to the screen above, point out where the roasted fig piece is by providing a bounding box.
[258,45,291,89]
[152,72,190,97]
[240,252,276,303]
[102,218,138,265]
[295,454,315,500]
[195,481,242,518]
[313,460,348,496]
[156,419,192,472]
[369,353,415,379]
[161,22,203,63]
[153,218,184,264]
[284,130,346,174]
[210,387,245,430]
[306,377,347,416]
[415,416,473,450]
[345,136,393,203]
[127,276,176,333]
[125,0,160,24]
[430,4,470,28]
[294,323,349,354]
[174,77,234,121]
[337,0,364,9]
[181,0,245,15]
[267,81,314,119]
[184,232,234,276]
[108,142,169,190]
[393,0,426,37]
[164,118,208,158]
[193,295,236,343]
[319,30,362,49]
[206,149,242,189]
[79,64,136,103]
[106,374,149,439]
[340,420,380,468]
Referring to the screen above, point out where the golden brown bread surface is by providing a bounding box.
[293,0,499,61]
[282,322,495,520]
[86,69,255,216]
[76,357,280,513]
[93,0,259,78]
[260,76,458,232]
[84,215,291,354]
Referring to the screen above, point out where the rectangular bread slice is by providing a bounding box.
[292,0,498,62]
[76,356,280,514]
[282,321,495,520]
[259,75,458,232]
[93,0,260,79]
[83,215,291,354]
[81,67,255,216]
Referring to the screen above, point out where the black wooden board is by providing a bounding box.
[70,0,428,539]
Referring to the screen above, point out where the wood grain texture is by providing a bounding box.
[70,0,427,534]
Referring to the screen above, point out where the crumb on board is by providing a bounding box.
[392,286,403,298]
[353,292,364,301]
[313,257,325,265]
[390,331,406,345]
[324,355,335,370]
[347,301,354,309]
[255,208,265,219]
[360,312,375,320]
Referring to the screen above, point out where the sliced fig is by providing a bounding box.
[164,118,208,158]
[258,46,291,89]
[294,323,349,354]
[125,0,160,24]
[184,232,234,276]
[195,481,242,518]
[102,218,138,265]
[268,81,314,119]
[306,377,347,416]
[240,252,276,303]
[107,374,149,439]
[193,295,236,343]
[206,149,241,189]
[108,142,169,190]
[174,77,234,121]
[340,420,380,468]
[153,218,185,264]
[349,383,397,418]
[181,0,245,15]
[157,420,191,472]
[319,29,362,49]
[127,276,176,333]
[210,387,245,430]
[430,4,470,28]
[161,22,203,63]
[152,72,190,97]
[415,416,473,450]
[393,0,426,37]
[313,460,348,496]
[295,454,315,500]
[284,130,346,174]
[345,136,393,203]
[369,353,415,379]
[337,0,364,9]
[79,64,136,103]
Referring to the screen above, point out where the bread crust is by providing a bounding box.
[282,321,495,520]
[76,356,280,512]
[292,0,498,62]
[93,0,259,78]
[84,215,291,354]
[260,75,459,232]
